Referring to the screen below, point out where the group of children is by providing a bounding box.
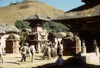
[20,42,35,62]
[0,41,65,67]
[42,41,64,67]
[42,41,63,60]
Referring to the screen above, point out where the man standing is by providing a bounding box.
[0,42,3,63]
[20,43,28,62]
[57,41,63,56]
[43,45,51,60]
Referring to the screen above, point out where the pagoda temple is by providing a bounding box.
[52,0,100,52]
[24,14,49,52]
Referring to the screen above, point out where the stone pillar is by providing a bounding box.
[81,40,86,54]
[16,40,20,53]
[75,35,81,54]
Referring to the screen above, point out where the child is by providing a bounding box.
[56,54,64,68]
[20,43,28,62]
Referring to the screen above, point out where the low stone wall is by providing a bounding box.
[81,53,100,65]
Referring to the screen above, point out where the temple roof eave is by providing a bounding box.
[52,15,100,22]
[24,14,51,22]
[24,19,50,23]
[0,24,20,34]
[52,2,100,21]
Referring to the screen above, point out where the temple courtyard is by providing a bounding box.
[0,53,99,68]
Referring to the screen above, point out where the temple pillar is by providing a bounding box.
[75,35,81,54]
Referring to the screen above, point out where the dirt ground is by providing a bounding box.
[0,53,70,68]
[0,53,99,68]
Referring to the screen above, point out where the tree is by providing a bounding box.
[15,20,30,30]
[43,22,52,32]
[15,20,30,46]
[19,29,28,46]
[43,22,69,33]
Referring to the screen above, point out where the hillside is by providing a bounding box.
[0,1,64,25]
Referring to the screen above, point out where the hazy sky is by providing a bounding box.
[0,0,84,11]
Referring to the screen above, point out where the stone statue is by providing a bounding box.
[82,40,86,54]
[93,40,99,56]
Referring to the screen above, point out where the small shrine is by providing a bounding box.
[24,14,49,52]
[6,33,19,53]
[0,24,20,53]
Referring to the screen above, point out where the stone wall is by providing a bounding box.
[81,53,100,65]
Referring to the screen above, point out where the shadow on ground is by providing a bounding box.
[33,53,100,68]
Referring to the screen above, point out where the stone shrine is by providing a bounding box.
[24,14,49,52]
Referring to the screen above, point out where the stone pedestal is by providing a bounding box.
[81,53,100,65]
[82,45,87,54]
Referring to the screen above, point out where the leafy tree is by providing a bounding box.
[43,22,69,33]
[43,22,52,32]
[15,20,30,46]
[15,20,30,30]
[19,29,28,46]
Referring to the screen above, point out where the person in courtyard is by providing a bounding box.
[26,43,31,58]
[57,41,63,56]
[51,45,57,58]
[43,44,51,60]
[55,54,64,68]
[30,44,36,62]
[0,43,3,63]
[20,43,28,62]
[60,42,63,56]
